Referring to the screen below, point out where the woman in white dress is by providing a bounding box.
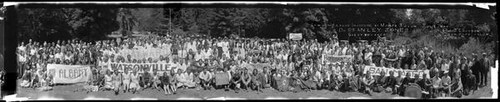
[129,70,140,94]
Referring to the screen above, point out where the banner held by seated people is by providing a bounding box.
[362,65,430,78]
[107,63,176,74]
[47,64,92,84]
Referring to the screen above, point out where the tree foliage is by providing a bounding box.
[17,8,120,42]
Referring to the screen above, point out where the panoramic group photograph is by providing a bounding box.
[2,2,498,100]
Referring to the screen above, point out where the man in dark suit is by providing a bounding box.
[471,53,482,88]
[480,53,490,87]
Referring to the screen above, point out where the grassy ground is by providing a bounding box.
[15,73,493,100]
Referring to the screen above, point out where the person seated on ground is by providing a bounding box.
[152,70,162,91]
[400,72,414,96]
[96,68,106,89]
[240,68,252,91]
[373,71,388,93]
[185,70,197,89]
[430,71,442,98]
[440,71,452,97]
[122,68,131,93]
[312,67,323,90]
[30,68,40,89]
[209,68,217,88]
[384,71,396,94]
[276,69,290,92]
[140,70,151,90]
[450,70,463,98]
[393,71,403,95]
[303,69,317,91]
[251,69,263,92]
[160,71,171,95]
[290,70,304,93]
[193,71,202,90]
[111,70,121,95]
[332,69,343,91]
[417,73,432,97]
[360,72,375,96]
[20,69,33,88]
[230,69,243,93]
[321,68,331,90]
[199,68,214,90]
[261,67,271,89]
[129,70,140,94]
[103,70,114,91]
[38,70,53,91]
[169,70,179,94]
[176,69,188,89]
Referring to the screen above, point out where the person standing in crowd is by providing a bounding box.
[479,53,489,88]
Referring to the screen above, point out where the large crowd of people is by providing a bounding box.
[16,34,495,98]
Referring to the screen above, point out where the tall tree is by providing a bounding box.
[117,8,138,36]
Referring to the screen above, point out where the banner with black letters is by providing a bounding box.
[362,65,430,78]
[47,64,92,84]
